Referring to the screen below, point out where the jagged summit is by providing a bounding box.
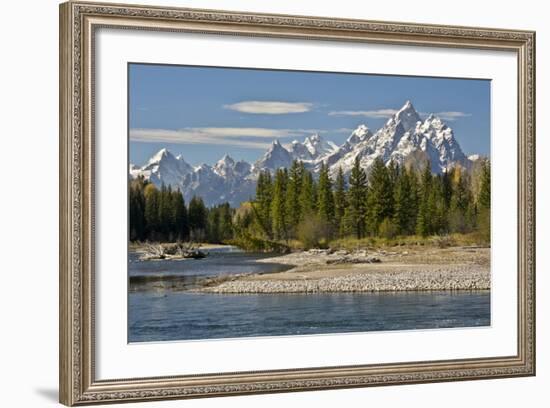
[147,147,171,165]
[392,100,422,131]
[130,101,475,206]
[216,154,235,166]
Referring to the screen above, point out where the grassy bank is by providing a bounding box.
[329,232,489,251]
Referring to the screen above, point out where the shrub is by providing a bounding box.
[297,213,330,249]
[378,217,397,240]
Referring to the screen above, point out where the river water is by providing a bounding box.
[128,247,490,342]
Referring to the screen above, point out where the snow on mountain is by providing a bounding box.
[289,133,338,163]
[130,101,475,207]
[322,124,373,170]
[253,140,294,172]
[180,158,255,207]
[327,100,470,176]
[303,134,338,159]
[135,148,194,187]
[130,149,255,207]
[213,154,251,179]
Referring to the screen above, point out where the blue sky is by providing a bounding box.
[129,63,491,166]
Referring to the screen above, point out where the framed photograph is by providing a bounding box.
[59,1,536,405]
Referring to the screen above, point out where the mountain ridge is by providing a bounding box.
[130,101,479,207]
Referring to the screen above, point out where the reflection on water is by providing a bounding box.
[129,247,291,291]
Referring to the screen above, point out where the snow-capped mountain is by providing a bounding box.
[130,101,475,207]
[253,140,294,172]
[134,148,194,188]
[327,100,470,176]
[130,150,255,207]
[289,134,338,161]
[322,124,373,170]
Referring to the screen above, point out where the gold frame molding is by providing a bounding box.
[59,1,536,405]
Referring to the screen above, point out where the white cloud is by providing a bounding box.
[430,111,472,121]
[224,101,314,114]
[329,108,471,122]
[130,127,318,149]
[328,109,398,118]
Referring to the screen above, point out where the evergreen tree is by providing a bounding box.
[449,168,473,233]
[393,168,417,235]
[317,162,335,225]
[441,169,454,209]
[429,175,448,234]
[416,162,433,236]
[219,203,233,242]
[129,177,147,241]
[207,207,221,243]
[299,169,316,219]
[254,170,273,238]
[348,157,367,238]
[477,159,491,241]
[144,183,160,240]
[188,196,208,241]
[387,160,400,193]
[285,160,303,238]
[366,157,394,235]
[172,189,188,241]
[271,168,289,241]
[158,184,173,241]
[478,159,491,209]
[333,167,347,236]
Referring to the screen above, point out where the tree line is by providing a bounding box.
[129,177,234,243]
[237,157,490,247]
[130,157,490,247]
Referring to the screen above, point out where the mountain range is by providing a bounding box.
[130,100,480,207]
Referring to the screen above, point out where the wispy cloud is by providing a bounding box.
[328,109,398,118]
[429,111,472,121]
[130,127,319,149]
[329,108,471,122]
[224,101,314,115]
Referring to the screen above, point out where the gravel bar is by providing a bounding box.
[199,265,490,294]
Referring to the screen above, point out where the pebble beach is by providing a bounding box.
[198,246,491,294]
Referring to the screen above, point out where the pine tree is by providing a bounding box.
[285,160,303,238]
[207,207,221,243]
[317,162,335,225]
[416,161,433,236]
[429,176,448,234]
[254,170,273,238]
[393,168,417,235]
[449,168,473,233]
[158,184,174,241]
[387,160,399,193]
[333,167,347,236]
[348,157,367,238]
[441,168,454,209]
[144,183,160,240]
[129,177,147,241]
[172,189,188,241]
[477,159,491,242]
[188,196,207,241]
[218,203,233,242]
[478,159,491,209]
[271,168,289,241]
[299,169,315,220]
[366,157,393,235]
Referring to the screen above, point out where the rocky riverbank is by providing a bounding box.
[198,246,490,294]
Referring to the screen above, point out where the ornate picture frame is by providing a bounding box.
[59,1,535,405]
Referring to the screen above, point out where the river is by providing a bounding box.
[128,247,490,342]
